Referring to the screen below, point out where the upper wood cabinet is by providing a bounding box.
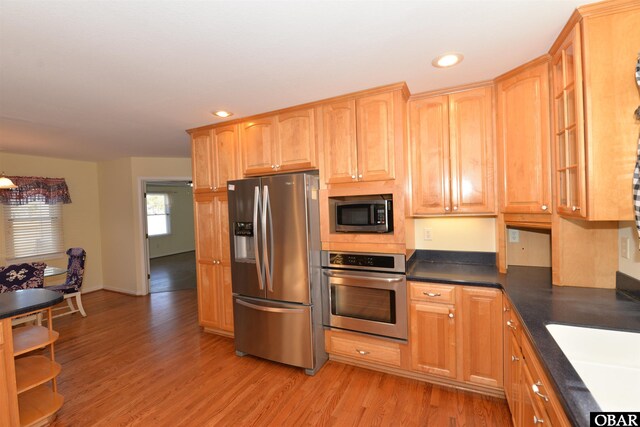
[355,92,396,182]
[240,108,317,176]
[240,117,277,176]
[191,130,214,193]
[212,125,239,191]
[551,24,586,218]
[190,126,239,193]
[321,90,400,185]
[496,58,552,215]
[321,100,358,184]
[410,85,495,215]
[550,4,640,220]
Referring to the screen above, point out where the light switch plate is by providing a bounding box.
[508,229,520,243]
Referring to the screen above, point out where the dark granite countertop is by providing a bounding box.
[0,289,63,320]
[406,252,640,427]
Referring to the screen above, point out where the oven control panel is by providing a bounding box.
[328,253,396,269]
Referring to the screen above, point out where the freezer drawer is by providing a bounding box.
[233,296,313,369]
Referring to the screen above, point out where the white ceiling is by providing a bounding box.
[0,0,584,162]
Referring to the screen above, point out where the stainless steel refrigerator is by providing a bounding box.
[227,172,327,375]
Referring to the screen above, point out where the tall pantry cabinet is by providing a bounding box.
[190,127,239,335]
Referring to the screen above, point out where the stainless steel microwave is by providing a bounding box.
[335,200,393,233]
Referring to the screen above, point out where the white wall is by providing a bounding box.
[409,217,496,252]
[98,157,192,295]
[0,153,104,292]
[147,184,194,258]
[97,158,137,294]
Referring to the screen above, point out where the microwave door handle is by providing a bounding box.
[253,186,264,290]
[262,185,274,293]
[322,270,404,283]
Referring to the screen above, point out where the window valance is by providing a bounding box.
[0,176,72,205]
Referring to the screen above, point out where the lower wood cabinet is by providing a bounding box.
[409,282,457,378]
[461,287,503,388]
[503,298,571,427]
[194,192,233,335]
[408,283,503,390]
[326,329,402,368]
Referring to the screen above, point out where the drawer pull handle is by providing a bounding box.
[506,320,516,330]
[355,349,370,356]
[532,383,549,402]
[533,415,544,424]
[511,355,520,362]
[423,292,441,297]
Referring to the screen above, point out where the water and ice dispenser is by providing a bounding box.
[233,222,255,262]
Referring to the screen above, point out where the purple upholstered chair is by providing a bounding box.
[47,248,87,318]
[0,262,46,293]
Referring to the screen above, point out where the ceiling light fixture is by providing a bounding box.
[432,53,464,68]
[213,110,233,118]
[0,172,17,189]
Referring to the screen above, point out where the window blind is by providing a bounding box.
[4,202,64,259]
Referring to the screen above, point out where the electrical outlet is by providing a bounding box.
[423,228,433,241]
[621,236,630,259]
[508,229,520,243]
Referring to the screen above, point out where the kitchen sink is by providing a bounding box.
[545,324,640,411]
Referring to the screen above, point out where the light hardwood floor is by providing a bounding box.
[44,290,512,426]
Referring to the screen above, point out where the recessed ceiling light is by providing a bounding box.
[432,53,464,68]
[213,110,233,118]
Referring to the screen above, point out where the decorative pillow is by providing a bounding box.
[0,262,46,293]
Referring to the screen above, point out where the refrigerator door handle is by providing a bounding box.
[253,185,264,290]
[262,185,274,293]
[236,298,305,314]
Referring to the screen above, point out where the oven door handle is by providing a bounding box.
[322,270,404,283]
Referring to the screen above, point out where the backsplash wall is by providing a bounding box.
[410,217,496,252]
[618,221,640,280]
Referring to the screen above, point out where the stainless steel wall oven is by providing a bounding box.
[321,251,407,340]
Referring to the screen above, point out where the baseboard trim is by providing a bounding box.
[102,286,140,296]
[328,354,506,399]
[202,327,234,338]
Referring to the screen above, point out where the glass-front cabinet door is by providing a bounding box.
[552,24,586,218]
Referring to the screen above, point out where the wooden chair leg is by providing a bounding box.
[76,293,87,317]
[66,298,75,312]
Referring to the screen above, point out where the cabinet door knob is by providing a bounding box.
[275,164,281,169]
[351,175,356,180]
[511,355,520,362]
[271,165,276,169]
[571,205,580,212]
[445,206,450,211]
[213,186,218,191]
[541,204,548,211]
[448,312,454,319]
[533,416,544,424]
[503,306,510,312]
[453,206,458,211]
[355,349,370,356]
[358,174,363,179]
[506,320,516,330]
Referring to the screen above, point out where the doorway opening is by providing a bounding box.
[143,180,196,293]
